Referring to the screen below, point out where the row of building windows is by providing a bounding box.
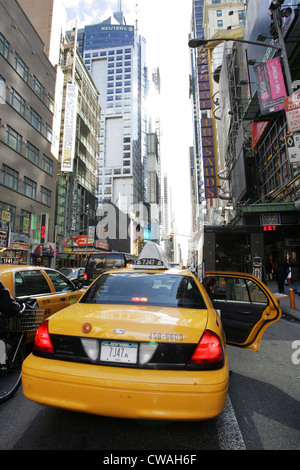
[0,75,54,143]
[1,163,51,206]
[0,31,55,113]
[4,125,54,176]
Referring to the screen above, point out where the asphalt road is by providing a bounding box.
[0,316,299,452]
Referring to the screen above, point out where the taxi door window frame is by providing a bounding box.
[14,270,51,297]
[213,274,269,345]
[44,269,75,293]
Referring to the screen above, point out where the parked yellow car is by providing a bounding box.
[22,244,281,421]
[0,265,84,320]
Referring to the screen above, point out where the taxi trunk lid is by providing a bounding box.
[41,303,210,370]
[48,303,209,345]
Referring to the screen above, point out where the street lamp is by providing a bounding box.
[188,37,282,51]
[188,21,293,96]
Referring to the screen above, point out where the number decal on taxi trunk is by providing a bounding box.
[149,333,184,341]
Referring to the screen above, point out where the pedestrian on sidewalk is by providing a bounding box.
[289,263,300,294]
[274,261,289,293]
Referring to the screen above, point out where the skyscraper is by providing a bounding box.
[68,4,147,215]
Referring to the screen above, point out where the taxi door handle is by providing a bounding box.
[60,297,67,301]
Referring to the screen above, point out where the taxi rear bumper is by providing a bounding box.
[22,353,229,421]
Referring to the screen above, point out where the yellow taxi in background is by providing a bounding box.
[0,265,84,320]
[22,243,281,421]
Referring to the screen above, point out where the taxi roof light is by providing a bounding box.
[189,330,223,365]
[34,321,54,354]
[134,242,169,270]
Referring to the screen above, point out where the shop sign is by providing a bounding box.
[33,242,56,255]
[284,93,300,133]
[8,232,30,250]
[0,231,7,248]
[95,240,109,250]
[72,235,94,248]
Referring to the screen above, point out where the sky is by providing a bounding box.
[63,0,194,261]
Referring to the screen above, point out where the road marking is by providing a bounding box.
[216,395,246,450]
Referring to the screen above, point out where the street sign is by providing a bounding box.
[284,94,300,133]
[286,133,300,163]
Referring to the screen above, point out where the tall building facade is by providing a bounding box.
[57,36,101,243]
[0,0,58,265]
[190,0,300,273]
[68,7,147,215]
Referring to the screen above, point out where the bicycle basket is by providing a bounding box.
[0,309,45,332]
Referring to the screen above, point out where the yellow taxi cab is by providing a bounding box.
[0,265,84,320]
[22,243,281,421]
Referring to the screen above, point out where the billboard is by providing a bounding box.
[254,57,287,115]
[61,83,78,172]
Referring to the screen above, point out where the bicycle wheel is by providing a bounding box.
[0,337,26,404]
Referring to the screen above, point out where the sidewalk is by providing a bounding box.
[266,279,300,322]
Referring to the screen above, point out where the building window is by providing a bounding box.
[217,10,222,17]
[47,94,55,113]
[23,176,37,199]
[238,11,244,24]
[40,186,51,206]
[42,154,53,175]
[0,32,9,60]
[2,164,18,191]
[6,126,22,153]
[217,20,223,27]
[44,123,53,143]
[26,142,39,165]
[29,107,42,132]
[32,76,45,101]
[0,75,6,104]
[14,54,29,83]
[10,88,26,116]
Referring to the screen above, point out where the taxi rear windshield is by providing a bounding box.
[80,272,206,309]
[87,253,125,269]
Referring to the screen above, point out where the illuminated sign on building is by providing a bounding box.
[61,83,78,172]
[201,118,218,198]
[198,53,217,199]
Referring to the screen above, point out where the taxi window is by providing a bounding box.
[215,277,268,304]
[44,270,75,292]
[15,270,51,297]
[81,273,206,309]
[89,253,124,269]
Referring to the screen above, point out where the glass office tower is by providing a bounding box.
[69,11,147,214]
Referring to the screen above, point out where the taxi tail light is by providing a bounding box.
[34,321,54,354]
[188,330,223,365]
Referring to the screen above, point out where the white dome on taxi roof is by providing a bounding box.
[134,242,169,269]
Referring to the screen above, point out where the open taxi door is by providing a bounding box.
[206,271,282,351]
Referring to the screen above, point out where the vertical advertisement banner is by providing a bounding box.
[61,83,78,172]
[254,57,287,115]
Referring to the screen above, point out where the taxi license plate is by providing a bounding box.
[100,341,138,364]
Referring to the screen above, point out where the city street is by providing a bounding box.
[0,315,299,451]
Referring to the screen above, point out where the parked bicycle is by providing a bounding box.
[0,299,44,403]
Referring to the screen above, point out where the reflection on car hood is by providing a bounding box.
[47,303,209,344]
